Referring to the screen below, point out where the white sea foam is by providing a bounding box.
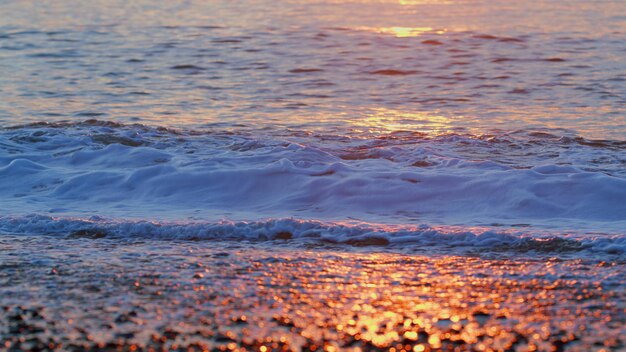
[1,214,625,256]
[1,122,624,241]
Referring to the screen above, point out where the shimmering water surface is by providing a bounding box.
[1,0,625,137]
[1,0,625,248]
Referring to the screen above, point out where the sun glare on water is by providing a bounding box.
[361,26,447,37]
[357,108,456,136]
[398,0,455,4]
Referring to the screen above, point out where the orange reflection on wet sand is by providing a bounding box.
[262,252,622,351]
[1,239,623,351]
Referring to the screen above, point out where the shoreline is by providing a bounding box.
[1,236,624,351]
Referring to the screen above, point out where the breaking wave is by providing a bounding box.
[1,215,624,256]
[1,120,625,253]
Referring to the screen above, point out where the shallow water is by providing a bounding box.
[0,0,625,257]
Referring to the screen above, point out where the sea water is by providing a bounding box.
[0,0,625,257]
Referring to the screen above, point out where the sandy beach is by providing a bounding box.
[1,236,623,351]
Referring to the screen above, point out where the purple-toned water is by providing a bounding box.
[0,0,625,256]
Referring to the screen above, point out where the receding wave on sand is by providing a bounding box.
[1,215,624,257]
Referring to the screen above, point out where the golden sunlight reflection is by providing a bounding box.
[187,249,619,351]
[399,0,455,4]
[355,108,456,136]
[4,240,622,351]
[355,26,447,37]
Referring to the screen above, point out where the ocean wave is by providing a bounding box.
[1,120,625,234]
[1,215,625,256]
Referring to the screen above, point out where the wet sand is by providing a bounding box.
[1,236,624,351]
